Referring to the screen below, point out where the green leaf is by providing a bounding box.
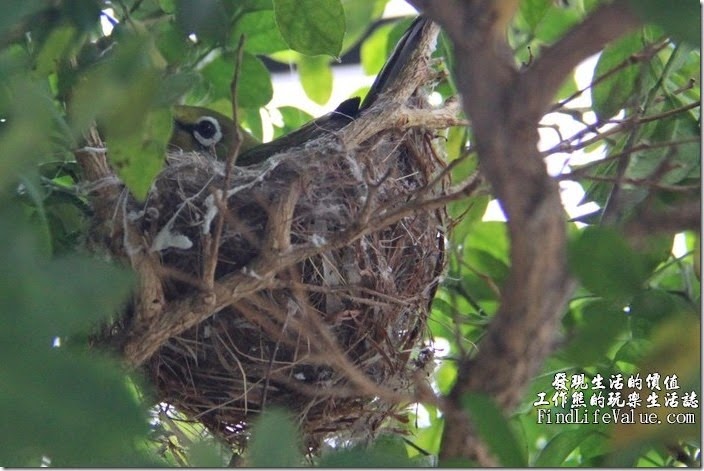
[361,17,414,77]
[233,10,289,54]
[106,108,170,200]
[532,3,583,44]
[568,226,649,301]
[154,21,189,65]
[273,0,345,57]
[630,289,696,338]
[33,25,77,77]
[449,194,488,230]
[43,257,134,336]
[0,0,46,41]
[613,338,650,365]
[434,359,458,395]
[534,429,601,467]
[340,0,379,54]
[200,55,233,101]
[460,393,527,467]
[174,0,230,44]
[591,32,643,121]
[239,105,264,141]
[62,0,102,33]
[238,53,273,107]
[237,0,275,14]
[298,55,332,104]
[319,435,415,467]
[69,34,167,136]
[518,0,552,32]
[610,316,700,459]
[408,409,443,458]
[158,71,202,106]
[463,221,510,264]
[0,80,56,191]
[555,73,578,102]
[561,301,628,366]
[628,0,701,47]
[159,0,176,14]
[0,208,135,341]
[187,439,227,467]
[248,408,302,467]
[0,208,147,466]
[464,249,510,286]
[275,105,315,138]
[0,352,149,466]
[17,173,53,256]
[7,356,119,463]
[202,52,273,108]
[449,194,488,237]
[624,98,701,190]
[360,22,395,75]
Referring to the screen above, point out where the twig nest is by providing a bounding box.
[142,111,449,449]
[83,19,459,450]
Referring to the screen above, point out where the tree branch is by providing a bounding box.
[519,0,642,121]
[409,0,643,464]
[625,201,701,239]
[202,35,247,291]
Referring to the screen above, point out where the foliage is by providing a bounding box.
[0,0,699,467]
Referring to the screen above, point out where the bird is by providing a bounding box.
[169,105,261,161]
[169,16,431,166]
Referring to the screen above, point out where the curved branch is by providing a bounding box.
[409,0,643,464]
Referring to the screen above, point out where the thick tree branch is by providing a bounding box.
[625,201,701,239]
[75,134,166,335]
[408,0,643,465]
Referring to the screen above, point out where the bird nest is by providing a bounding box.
[152,129,446,450]
[82,21,462,452]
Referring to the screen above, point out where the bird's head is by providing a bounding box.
[170,105,258,160]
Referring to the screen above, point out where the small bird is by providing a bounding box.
[169,105,260,161]
[169,16,431,166]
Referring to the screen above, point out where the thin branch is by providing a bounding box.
[202,35,247,290]
[543,101,700,157]
[519,0,642,121]
[549,39,670,113]
[557,137,701,180]
[601,41,686,224]
[575,174,700,192]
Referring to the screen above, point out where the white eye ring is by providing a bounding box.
[193,116,222,147]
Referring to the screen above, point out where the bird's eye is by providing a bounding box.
[193,116,222,147]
